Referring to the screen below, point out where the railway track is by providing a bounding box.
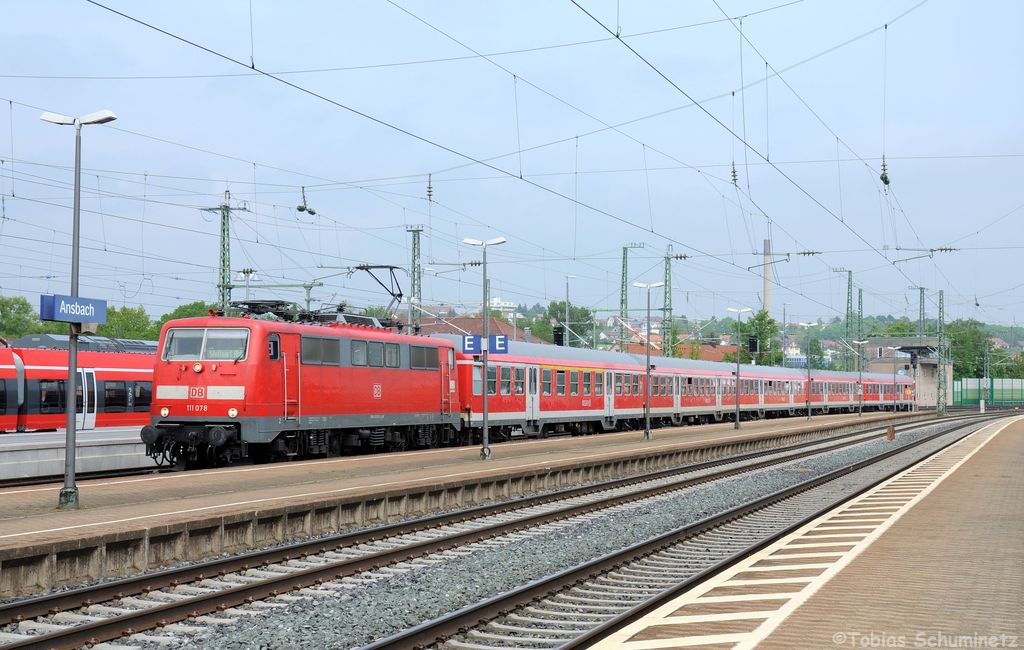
[0,413,994,649]
[365,415,999,649]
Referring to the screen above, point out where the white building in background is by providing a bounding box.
[488,296,519,319]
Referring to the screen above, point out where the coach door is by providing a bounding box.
[604,370,615,419]
[76,368,97,430]
[525,366,539,420]
[280,333,301,420]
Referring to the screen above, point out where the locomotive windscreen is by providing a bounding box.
[163,328,250,361]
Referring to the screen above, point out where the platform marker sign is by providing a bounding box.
[462,334,509,354]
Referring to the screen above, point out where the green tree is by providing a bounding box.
[885,318,917,336]
[545,300,594,346]
[946,319,987,379]
[0,296,38,338]
[99,305,154,339]
[151,301,217,338]
[745,310,783,366]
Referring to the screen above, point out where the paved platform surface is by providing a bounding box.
[0,412,905,552]
[591,415,1023,650]
[0,426,155,480]
[759,416,1023,650]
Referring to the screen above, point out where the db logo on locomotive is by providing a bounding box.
[188,386,206,399]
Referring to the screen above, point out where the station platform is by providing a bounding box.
[0,426,155,481]
[592,415,1023,650]
[0,411,919,597]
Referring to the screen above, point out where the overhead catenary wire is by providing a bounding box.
[80,0,848,318]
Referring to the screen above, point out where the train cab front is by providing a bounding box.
[141,322,253,469]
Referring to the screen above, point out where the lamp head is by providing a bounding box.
[40,111,75,126]
[80,109,117,125]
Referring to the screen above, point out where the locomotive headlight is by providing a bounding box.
[193,362,203,373]
[228,407,238,418]
[160,407,170,417]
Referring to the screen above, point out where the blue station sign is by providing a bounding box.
[462,334,509,354]
[40,294,108,324]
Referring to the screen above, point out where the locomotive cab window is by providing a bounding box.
[268,334,280,360]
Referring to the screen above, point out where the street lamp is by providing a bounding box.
[799,322,820,420]
[853,340,868,415]
[727,307,752,429]
[463,236,507,460]
[886,345,901,412]
[565,275,575,348]
[40,108,117,510]
[634,281,664,440]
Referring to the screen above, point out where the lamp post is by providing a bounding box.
[40,108,117,510]
[464,236,507,460]
[565,274,575,347]
[727,307,752,429]
[798,322,820,420]
[886,345,901,411]
[633,281,664,440]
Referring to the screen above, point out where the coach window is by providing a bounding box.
[500,367,512,395]
[385,343,400,368]
[133,382,152,412]
[103,381,127,413]
[39,380,62,413]
[472,366,483,396]
[367,341,384,367]
[555,370,565,396]
[542,369,552,396]
[570,371,579,396]
[583,372,591,396]
[615,373,622,395]
[351,340,367,366]
[514,367,525,395]
[268,334,280,360]
[632,374,640,395]
[487,366,497,395]
[595,372,604,396]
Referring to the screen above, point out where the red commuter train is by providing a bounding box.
[140,314,915,468]
[0,338,155,433]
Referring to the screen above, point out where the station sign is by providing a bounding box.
[462,334,509,354]
[40,294,107,325]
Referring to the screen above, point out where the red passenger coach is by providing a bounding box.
[0,347,153,433]
[141,316,463,468]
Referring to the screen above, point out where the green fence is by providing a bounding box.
[953,378,1024,405]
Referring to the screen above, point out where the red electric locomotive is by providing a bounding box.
[140,315,463,468]
[0,346,154,433]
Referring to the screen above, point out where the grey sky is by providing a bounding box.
[1,0,1022,328]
